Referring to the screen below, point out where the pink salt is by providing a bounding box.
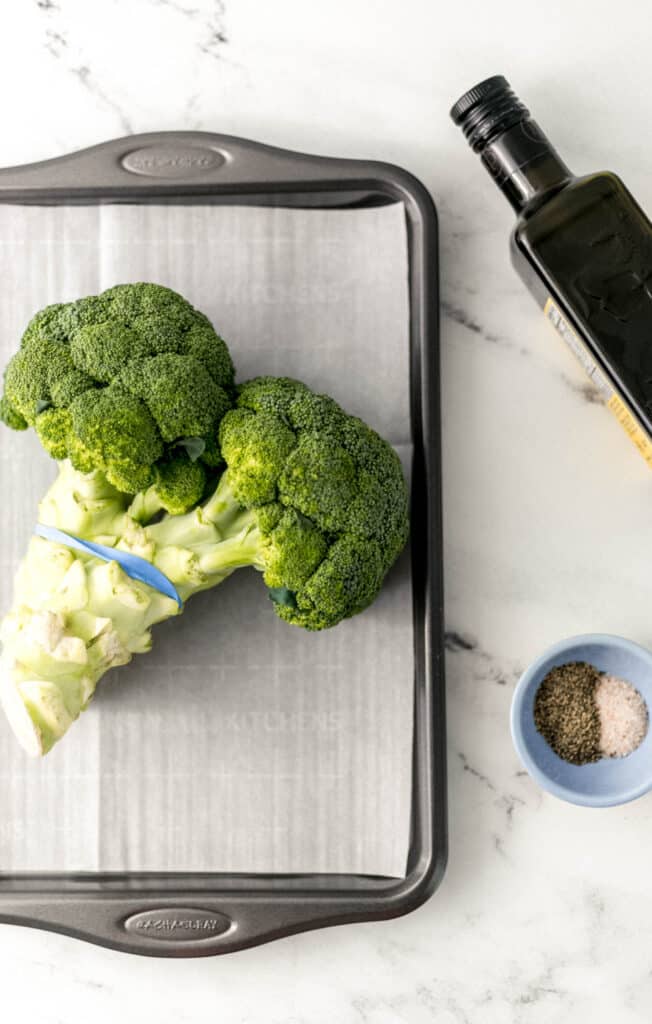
[595,675,648,758]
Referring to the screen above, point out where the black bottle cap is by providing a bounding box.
[450,75,529,153]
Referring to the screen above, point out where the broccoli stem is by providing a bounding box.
[199,522,264,574]
[42,462,265,595]
[145,471,264,592]
[0,462,266,756]
[39,459,130,542]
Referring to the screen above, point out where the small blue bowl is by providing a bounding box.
[511,634,652,807]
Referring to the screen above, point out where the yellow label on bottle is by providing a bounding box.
[544,297,652,469]
[606,393,652,467]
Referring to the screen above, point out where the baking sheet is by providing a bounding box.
[0,202,413,877]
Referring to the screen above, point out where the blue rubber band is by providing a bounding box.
[34,523,183,609]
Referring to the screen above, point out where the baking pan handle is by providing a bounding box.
[0,130,426,206]
[0,879,436,956]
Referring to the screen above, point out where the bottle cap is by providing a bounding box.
[450,75,529,152]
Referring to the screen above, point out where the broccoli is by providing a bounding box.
[206,376,410,629]
[1,283,235,512]
[0,364,409,755]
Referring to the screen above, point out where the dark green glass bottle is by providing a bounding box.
[451,75,652,467]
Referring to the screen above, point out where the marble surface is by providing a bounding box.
[1,0,652,1020]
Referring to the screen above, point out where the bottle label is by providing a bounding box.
[544,297,652,468]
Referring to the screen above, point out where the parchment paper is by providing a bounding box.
[0,202,413,877]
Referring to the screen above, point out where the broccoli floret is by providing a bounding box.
[156,453,207,512]
[120,353,230,442]
[3,336,57,424]
[129,452,207,521]
[180,319,234,388]
[70,322,150,382]
[278,436,358,532]
[35,407,72,460]
[70,385,163,483]
[219,407,296,505]
[0,395,27,431]
[260,507,329,591]
[149,377,410,630]
[0,283,235,512]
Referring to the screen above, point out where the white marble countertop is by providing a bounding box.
[2,0,652,1020]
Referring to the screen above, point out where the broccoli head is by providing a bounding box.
[1,283,234,512]
[148,377,409,630]
[0,375,409,755]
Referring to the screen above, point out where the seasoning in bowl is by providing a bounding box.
[534,662,601,764]
[533,661,648,765]
[595,675,648,758]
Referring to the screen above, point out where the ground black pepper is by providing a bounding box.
[533,661,601,765]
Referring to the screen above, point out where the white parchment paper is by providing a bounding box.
[0,202,413,877]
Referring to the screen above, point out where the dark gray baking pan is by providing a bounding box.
[0,132,446,956]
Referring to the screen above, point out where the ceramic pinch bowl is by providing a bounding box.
[510,634,652,808]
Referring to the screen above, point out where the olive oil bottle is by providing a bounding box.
[451,75,652,467]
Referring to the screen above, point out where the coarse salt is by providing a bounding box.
[595,675,648,758]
